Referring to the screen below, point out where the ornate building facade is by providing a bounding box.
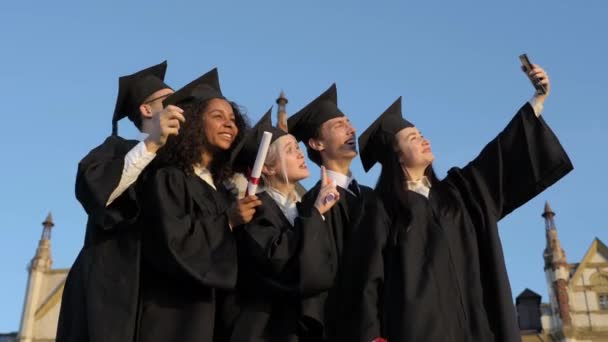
[16,214,68,342]
[518,203,608,341]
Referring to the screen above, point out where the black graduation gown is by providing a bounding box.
[136,166,238,342]
[299,182,390,341]
[57,135,143,342]
[382,103,573,342]
[228,191,336,342]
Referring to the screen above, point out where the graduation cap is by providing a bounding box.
[230,107,287,171]
[287,83,344,143]
[112,60,171,135]
[163,68,225,107]
[358,97,414,172]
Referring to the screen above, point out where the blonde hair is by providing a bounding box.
[261,136,299,201]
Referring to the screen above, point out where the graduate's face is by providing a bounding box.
[264,135,310,184]
[313,116,357,161]
[202,98,238,151]
[395,126,434,169]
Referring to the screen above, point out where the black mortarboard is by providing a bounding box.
[231,107,287,170]
[112,61,171,135]
[287,83,344,143]
[358,97,414,172]
[163,68,225,107]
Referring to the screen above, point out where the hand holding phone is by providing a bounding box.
[519,53,547,95]
[519,54,547,95]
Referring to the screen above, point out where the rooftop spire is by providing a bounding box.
[276,90,288,132]
[542,201,555,219]
[41,212,54,240]
[31,212,54,271]
[542,201,556,231]
[543,202,567,268]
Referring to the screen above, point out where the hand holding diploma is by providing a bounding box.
[228,195,262,229]
[227,131,272,229]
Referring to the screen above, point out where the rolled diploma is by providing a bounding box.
[246,131,273,196]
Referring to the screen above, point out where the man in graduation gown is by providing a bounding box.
[56,61,184,342]
[357,63,573,341]
[288,84,390,342]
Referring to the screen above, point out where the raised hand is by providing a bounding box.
[228,195,263,229]
[144,105,185,153]
[523,64,551,99]
[314,166,340,215]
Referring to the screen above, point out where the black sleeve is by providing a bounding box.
[296,206,337,295]
[75,136,140,230]
[449,103,573,221]
[141,167,237,289]
[238,199,335,295]
[337,195,391,342]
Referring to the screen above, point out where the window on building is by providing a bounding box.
[599,294,608,310]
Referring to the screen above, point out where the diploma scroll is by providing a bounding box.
[246,131,273,196]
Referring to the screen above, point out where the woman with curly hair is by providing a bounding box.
[135,68,261,342]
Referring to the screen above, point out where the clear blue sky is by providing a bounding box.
[1,0,606,332]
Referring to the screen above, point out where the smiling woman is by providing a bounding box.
[156,96,247,185]
[357,64,573,341]
[134,68,262,342]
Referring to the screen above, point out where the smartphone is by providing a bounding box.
[519,54,547,95]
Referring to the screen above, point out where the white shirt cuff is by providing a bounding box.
[106,141,156,206]
[129,141,156,165]
[529,97,544,117]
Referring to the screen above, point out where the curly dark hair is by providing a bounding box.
[156,97,250,184]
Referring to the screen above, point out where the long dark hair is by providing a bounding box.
[375,151,439,226]
[156,97,249,184]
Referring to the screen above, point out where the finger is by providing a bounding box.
[243,202,260,211]
[531,72,545,78]
[323,192,336,204]
[244,210,257,220]
[166,105,184,114]
[166,127,179,136]
[321,166,328,185]
[247,199,263,208]
[169,111,186,123]
[530,70,545,78]
[329,186,340,197]
[327,189,341,203]
[241,195,258,205]
[320,185,330,195]
[166,119,181,129]
[242,196,262,209]
[529,75,545,84]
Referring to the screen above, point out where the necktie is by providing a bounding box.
[348,179,360,197]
